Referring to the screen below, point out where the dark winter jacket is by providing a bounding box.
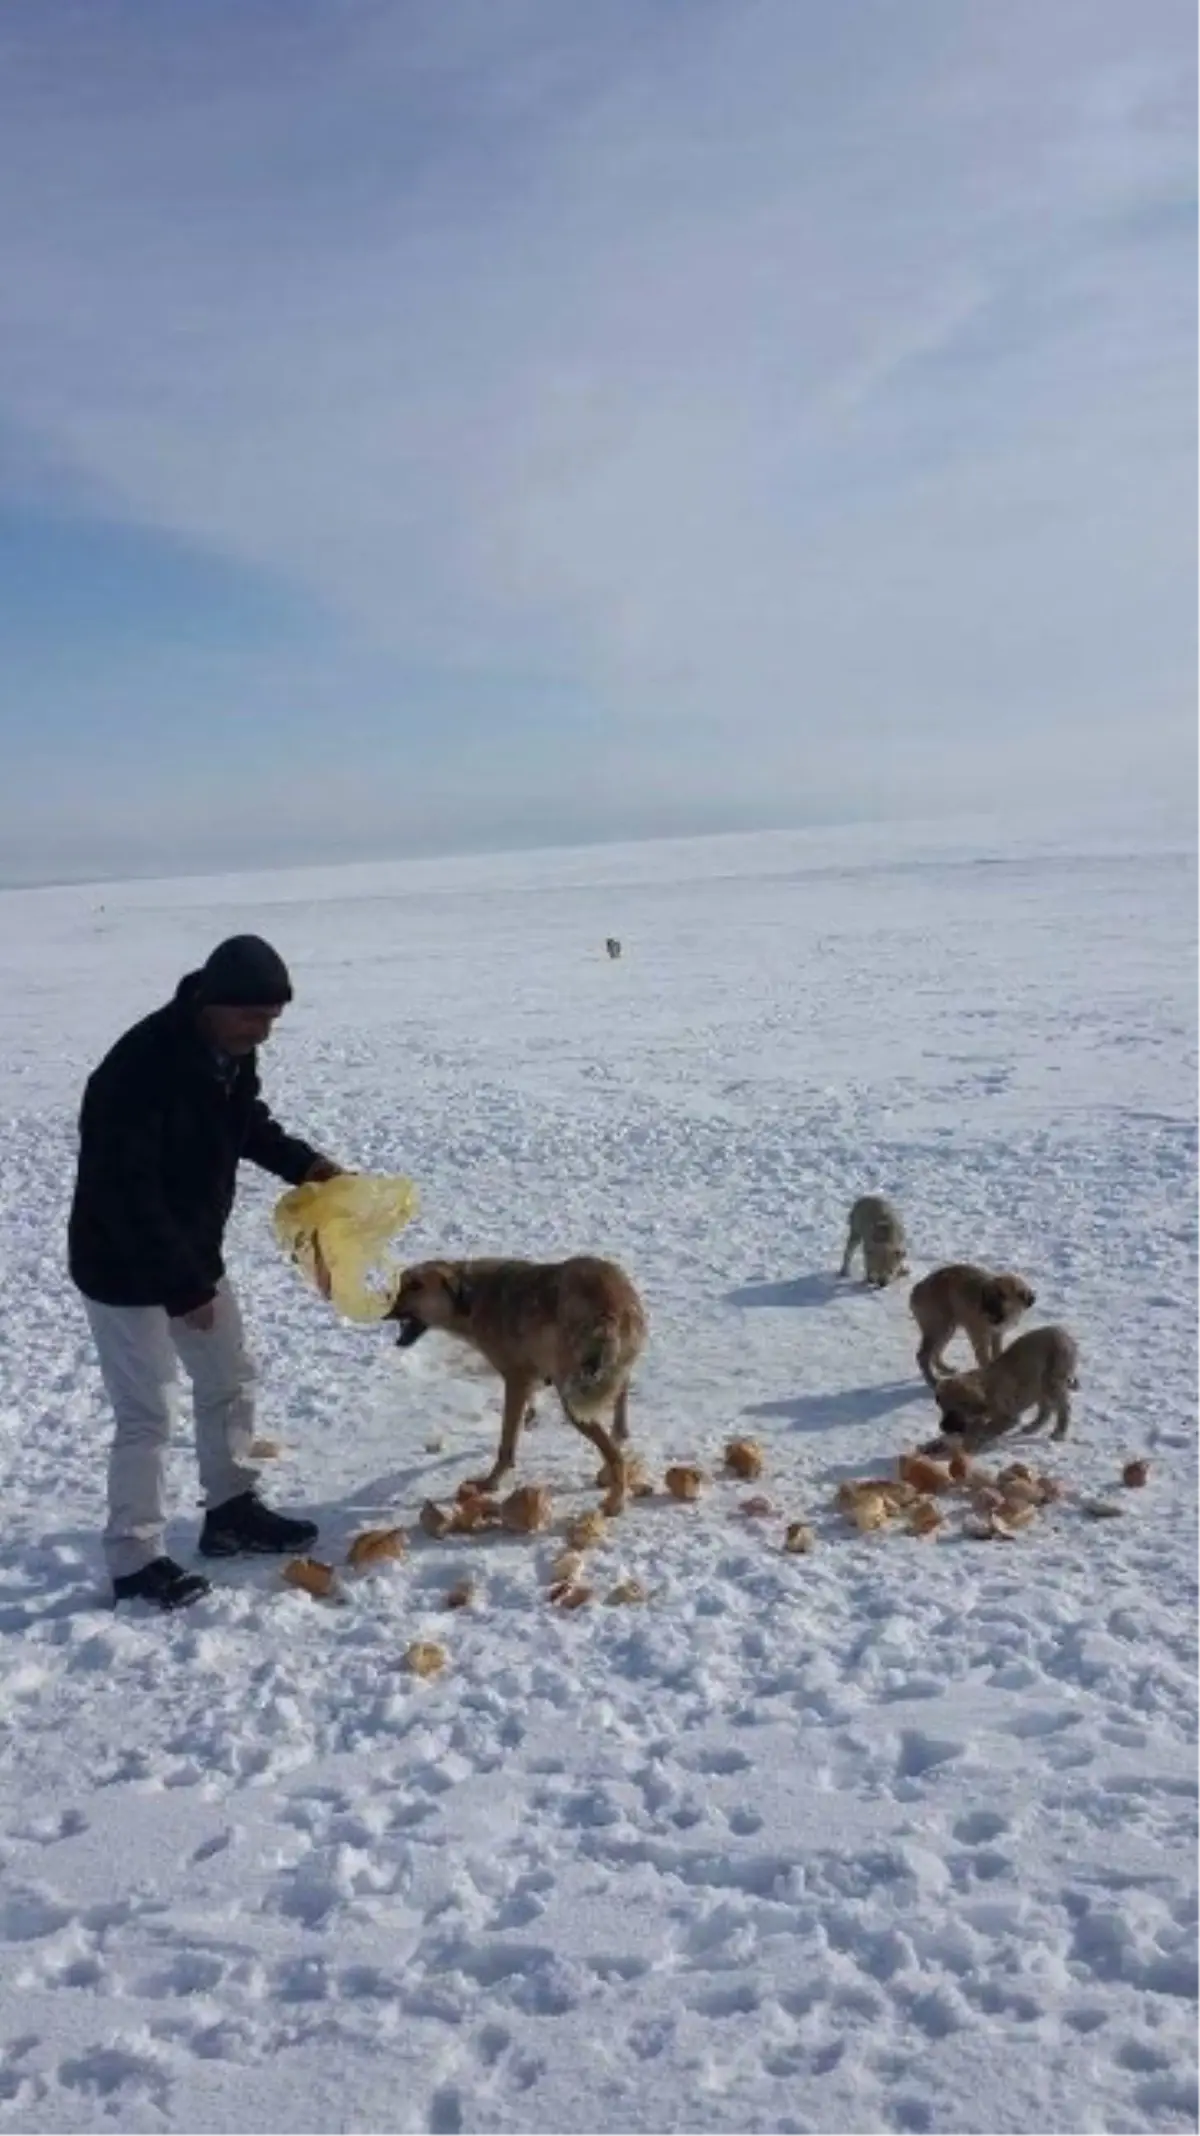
[68,975,319,1317]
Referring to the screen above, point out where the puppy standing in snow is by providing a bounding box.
[840,1195,909,1287]
[934,1325,1079,1444]
[386,1256,647,1511]
[910,1263,1037,1384]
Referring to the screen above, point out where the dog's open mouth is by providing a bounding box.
[391,1313,428,1349]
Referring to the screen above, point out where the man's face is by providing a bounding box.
[202,1004,283,1055]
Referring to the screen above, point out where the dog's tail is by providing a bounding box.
[560,1321,631,1423]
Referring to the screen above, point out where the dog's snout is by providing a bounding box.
[392,1311,427,1349]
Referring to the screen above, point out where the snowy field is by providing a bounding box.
[0,815,1196,2136]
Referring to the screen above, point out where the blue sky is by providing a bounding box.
[0,0,1194,882]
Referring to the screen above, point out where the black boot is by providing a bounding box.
[113,1556,211,1612]
[198,1492,319,1558]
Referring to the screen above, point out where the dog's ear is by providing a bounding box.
[431,1263,472,1316]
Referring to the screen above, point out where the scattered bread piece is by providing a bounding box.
[837,1476,914,1511]
[783,1522,815,1555]
[629,1460,655,1499]
[594,1454,654,1497]
[724,1439,764,1481]
[849,1489,894,1533]
[547,1581,592,1609]
[996,1473,1043,1509]
[1121,1460,1150,1489]
[249,1437,283,1460]
[993,1501,1037,1533]
[500,1485,551,1533]
[836,1477,876,1507]
[947,1450,972,1485]
[906,1498,943,1538]
[837,1478,916,1529]
[405,1641,446,1677]
[451,1494,501,1533]
[997,1463,1035,1486]
[550,1548,586,1585]
[419,1500,453,1539]
[605,1576,647,1605]
[665,1466,704,1502]
[444,1580,476,1610]
[898,1452,955,1495]
[346,1526,406,1569]
[282,1557,338,1599]
[566,1510,608,1551]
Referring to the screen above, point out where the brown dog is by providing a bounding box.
[934,1324,1079,1445]
[386,1256,647,1511]
[910,1263,1036,1385]
[840,1196,909,1287]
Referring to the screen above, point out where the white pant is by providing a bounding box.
[85,1280,261,1579]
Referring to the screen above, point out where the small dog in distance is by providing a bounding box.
[840,1196,909,1288]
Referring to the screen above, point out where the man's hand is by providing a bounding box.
[182,1299,217,1331]
[304,1157,346,1184]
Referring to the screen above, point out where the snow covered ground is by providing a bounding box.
[0,815,1195,2136]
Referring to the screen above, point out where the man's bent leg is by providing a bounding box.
[85,1299,177,1580]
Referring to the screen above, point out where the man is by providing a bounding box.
[69,934,344,1612]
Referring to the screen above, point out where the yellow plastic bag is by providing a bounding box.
[273,1173,419,1323]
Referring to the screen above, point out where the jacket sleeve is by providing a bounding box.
[241,1093,321,1186]
[106,1107,218,1320]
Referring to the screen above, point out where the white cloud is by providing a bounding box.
[0,0,1193,874]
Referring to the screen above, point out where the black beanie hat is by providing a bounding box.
[198,935,293,1008]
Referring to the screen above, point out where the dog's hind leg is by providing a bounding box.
[467,1374,536,1494]
[1018,1401,1052,1437]
[562,1404,628,1515]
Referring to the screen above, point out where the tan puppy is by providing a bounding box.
[386,1256,647,1510]
[934,1325,1079,1444]
[910,1263,1037,1385]
[840,1195,909,1288]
